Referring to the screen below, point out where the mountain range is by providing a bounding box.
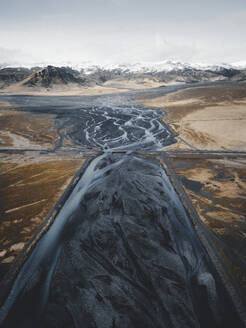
[0,60,246,92]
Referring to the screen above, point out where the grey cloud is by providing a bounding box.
[0,0,245,64]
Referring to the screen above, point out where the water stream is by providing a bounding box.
[0,93,242,327]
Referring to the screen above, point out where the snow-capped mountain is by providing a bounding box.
[68,60,246,74]
[0,60,245,91]
[1,60,246,74]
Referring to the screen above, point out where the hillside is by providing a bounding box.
[21,65,88,88]
[0,61,245,95]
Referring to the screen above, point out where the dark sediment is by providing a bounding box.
[2,153,242,327]
[0,88,245,327]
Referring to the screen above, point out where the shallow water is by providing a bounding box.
[1,153,241,328]
[0,87,243,327]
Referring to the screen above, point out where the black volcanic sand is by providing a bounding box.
[1,101,175,151]
[2,153,242,328]
[0,82,223,150]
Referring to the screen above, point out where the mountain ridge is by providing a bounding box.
[21,66,87,88]
[0,61,245,93]
[1,59,246,73]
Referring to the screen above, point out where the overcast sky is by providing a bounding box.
[0,0,246,65]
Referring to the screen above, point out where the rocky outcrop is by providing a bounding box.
[0,68,32,88]
[22,66,87,88]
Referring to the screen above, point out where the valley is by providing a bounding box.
[0,79,245,327]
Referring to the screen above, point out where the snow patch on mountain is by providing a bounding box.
[0,60,246,74]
